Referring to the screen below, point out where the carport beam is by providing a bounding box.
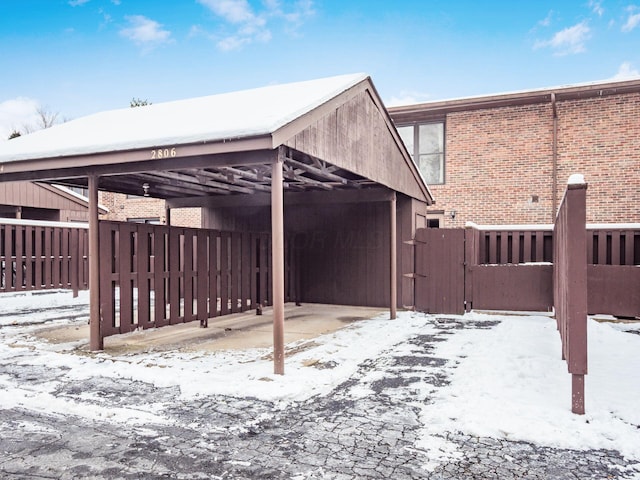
[88,175,103,351]
[390,192,397,320]
[272,151,285,375]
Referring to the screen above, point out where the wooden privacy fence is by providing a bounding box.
[465,226,554,313]
[415,222,640,317]
[98,221,297,341]
[0,219,89,295]
[553,178,588,414]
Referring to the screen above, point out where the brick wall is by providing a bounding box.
[557,92,640,223]
[99,191,201,227]
[392,88,640,227]
[437,103,554,227]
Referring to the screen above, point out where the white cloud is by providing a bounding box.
[199,0,256,23]
[611,61,640,80]
[588,0,604,16]
[0,97,40,141]
[119,15,172,50]
[196,0,314,51]
[533,21,591,56]
[538,10,553,28]
[68,0,90,6]
[385,90,431,107]
[622,7,640,32]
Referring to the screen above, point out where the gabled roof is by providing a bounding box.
[0,74,368,162]
[0,74,433,204]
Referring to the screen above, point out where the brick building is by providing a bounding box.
[389,78,640,227]
[98,191,201,227]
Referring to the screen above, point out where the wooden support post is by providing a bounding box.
[390,192,397,319]
[88,175,103,351]
[272,150,285,375]
[165,206,171,226]
[572,373,585,414]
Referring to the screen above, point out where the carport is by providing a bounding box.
[0,73,433,373]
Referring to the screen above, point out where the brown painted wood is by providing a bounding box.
[60,228,69,288]
[588,265,640,317]
[553,182,588,415]
[52,227,61,288]
[208,231,219,318]
[230,232,240,313]
[44,227,52,288]
[137,225,152,330]
[390,195,397,319]
[183,230,195,322]
[196,230,208,326]
[153,227,169,327]
[598,231,607,265]
[250,233,258,309]
[99,223,116,338]
[168,228,181,323]
[488,232,498,264]
[25,226,33,291]
[34,227,42,288]
[414,228,465,314]
[118,223,135,333]
[523,232,532,263]
[259,234,268,306]
[272,154,285,375]
[14,225,23,290]
[587,230,595,264]
[625,231,634,265]
[512,232,521,264]
[219,232,230,316]
[611,231,621,265]
[280,85,431,203]
[473,265,553,311]
[241,232,251,311]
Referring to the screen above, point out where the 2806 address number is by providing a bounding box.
[151,147,177,159]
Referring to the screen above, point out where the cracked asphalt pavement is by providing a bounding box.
[1,311,638,479]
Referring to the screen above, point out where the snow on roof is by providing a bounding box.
[0,73,368,163]
[392,75,640,109]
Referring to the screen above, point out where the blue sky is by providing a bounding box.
[1,0,639,138]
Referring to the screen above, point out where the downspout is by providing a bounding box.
[551,93,558,221]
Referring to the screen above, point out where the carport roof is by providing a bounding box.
[0,73,433,204]
[1,74,368,162]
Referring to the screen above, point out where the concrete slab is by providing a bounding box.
[37,303,387,356]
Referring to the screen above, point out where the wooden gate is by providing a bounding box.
[413,224,639,317]
[414,228,465,314]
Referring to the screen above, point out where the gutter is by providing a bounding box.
[551,93,558,222]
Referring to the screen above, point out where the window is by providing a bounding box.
[68,186,88,197]
[127,217,161,224]
[397,122,445,185]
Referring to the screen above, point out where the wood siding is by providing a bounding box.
[284,89,426,202]
[0,181,91,222]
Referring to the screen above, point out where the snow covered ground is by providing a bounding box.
[0,290,639,475]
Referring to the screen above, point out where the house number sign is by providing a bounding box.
[151,147,178,159]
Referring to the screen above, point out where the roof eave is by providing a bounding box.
[389,77,640,122]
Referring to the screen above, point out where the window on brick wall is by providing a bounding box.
[397,122,445,185]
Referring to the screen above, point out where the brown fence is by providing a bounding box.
[553,181,588,414]
[0,219,89,295]
[98,221,293,341]
[414,223,640,317]
[465,226,554,313]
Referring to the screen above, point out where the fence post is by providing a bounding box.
[553,174,588,414]
[464,223,479,312]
